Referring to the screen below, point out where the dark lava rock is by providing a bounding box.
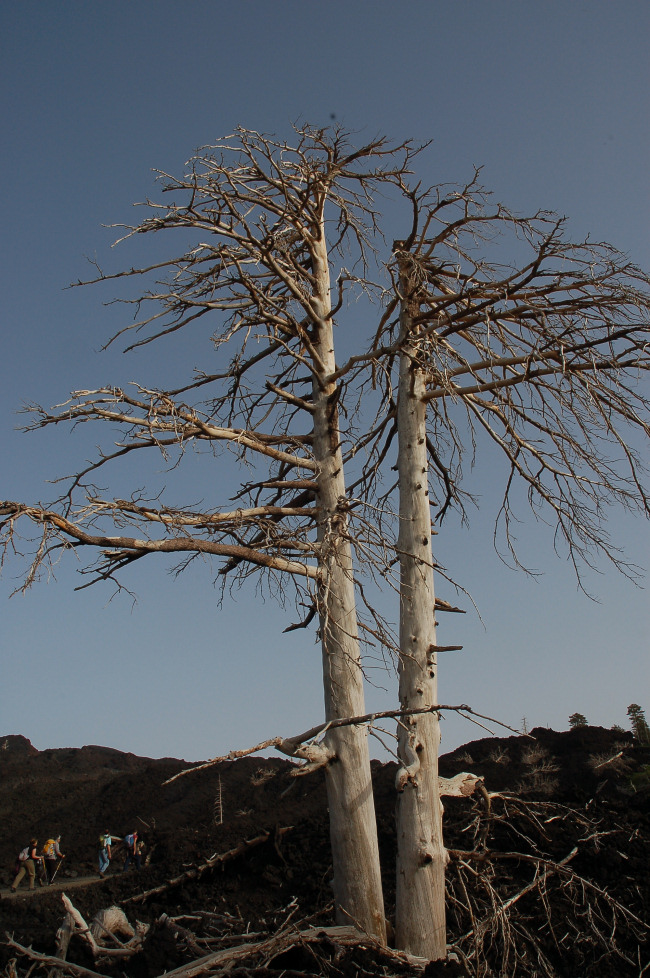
[1,727,648,977]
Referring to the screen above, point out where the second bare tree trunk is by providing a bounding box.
[394,259,447,958]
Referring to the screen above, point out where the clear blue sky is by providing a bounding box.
[1,1,648,761]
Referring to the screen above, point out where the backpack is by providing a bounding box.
[124,834,135,847]
[43,839,55,857]
[18,846,30,862]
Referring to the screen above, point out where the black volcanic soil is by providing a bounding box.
[1,726,648,977]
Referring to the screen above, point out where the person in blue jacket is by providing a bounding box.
[98,830,114,878]
[123,831,140,871]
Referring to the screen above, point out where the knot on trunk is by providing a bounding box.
[417,841,449,868]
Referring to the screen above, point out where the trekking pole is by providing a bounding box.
[50,856,65,884]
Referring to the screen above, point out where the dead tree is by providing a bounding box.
[393,252,447,957]
[0,127,424,943]
[387,178,650,958]
[2,127,650,960]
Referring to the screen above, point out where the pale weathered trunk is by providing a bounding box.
[394,266,447,958]
[309,226,386,942]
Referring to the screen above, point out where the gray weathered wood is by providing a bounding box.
[394,256,446,958]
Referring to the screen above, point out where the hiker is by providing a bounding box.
[11,839,43,892]
[98,830,114,878]
[122,831,140,871]
[42,836,65,884]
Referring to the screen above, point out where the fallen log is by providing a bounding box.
[155,925,430,978]
[122,825,294,905]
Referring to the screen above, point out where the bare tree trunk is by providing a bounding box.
[394,263,447,958]
[310,228,386,942]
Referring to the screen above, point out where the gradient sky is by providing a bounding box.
[1,1,648,762]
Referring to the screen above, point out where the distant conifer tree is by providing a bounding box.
[627,704,650,744]
[568,712,588,729]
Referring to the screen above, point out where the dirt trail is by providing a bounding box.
[1,874,108,900]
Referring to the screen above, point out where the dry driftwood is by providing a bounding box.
[157,910,268,953]
[122,825,293,905]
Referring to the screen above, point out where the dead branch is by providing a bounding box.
[121,826,293,905]
[497,861,561,919]
[155,925,430,978]
[591,749,626,770]
[3,937,110,978]
[449,845,649,932]
[157,915,203,956]
[434,598,465,613]
[52,913,74,978]
[164,703,525,784]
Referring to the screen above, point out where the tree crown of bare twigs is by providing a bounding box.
[1,123,649,621]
